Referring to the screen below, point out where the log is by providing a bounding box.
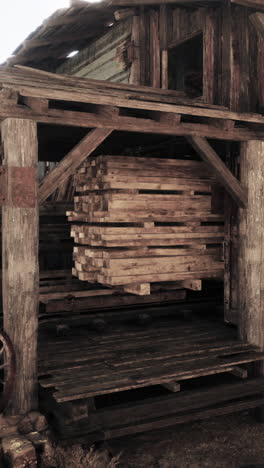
[2,118,39,414]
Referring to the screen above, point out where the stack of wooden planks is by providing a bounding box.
[68,155,224,294]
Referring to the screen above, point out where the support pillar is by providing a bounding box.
[1,119,39,414]
[238,140,264,349]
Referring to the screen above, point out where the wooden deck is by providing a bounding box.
[38,316,264,404]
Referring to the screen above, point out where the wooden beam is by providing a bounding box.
[5,80,264,125]
[0,104,262,142]
[188,136,247,208]
[39,128,112,204]
[230,367,248,379]
[250,13,264,36]
[182,280,202,291]
[114,8,135,21]
[231,0,264,11]
[150,10,160,88]
[162,382,181,392]
[123,283,151,295]
[110,0,219,5]
[22,29,106,50]
[238,141,264,419]
[1,118,39,414]
[239,141,264,349]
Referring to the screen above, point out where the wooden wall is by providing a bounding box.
[57,18,133,83]
[55,4,264,112]
[227,5,264,112]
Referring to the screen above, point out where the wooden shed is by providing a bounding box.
[1,0,264,442]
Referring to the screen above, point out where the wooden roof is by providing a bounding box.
[4,0,264,71]
[6,2,115,70]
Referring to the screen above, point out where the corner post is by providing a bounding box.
[1,118,39,414]
[239,140,264,348]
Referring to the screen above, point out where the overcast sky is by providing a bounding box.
[0,0,97,63]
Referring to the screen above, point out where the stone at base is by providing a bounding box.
[2,435,37,468]
[0,415,19,438]
[18,411,48,434]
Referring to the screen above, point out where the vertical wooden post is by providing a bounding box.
[150,9,161,88]
[129,16,140,85]
[239,140,264,350]
[1,119,39,414]
[160,5,168,90]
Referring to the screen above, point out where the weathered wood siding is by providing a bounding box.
[57,18,133,83]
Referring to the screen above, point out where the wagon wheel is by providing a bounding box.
[0,331,16,413]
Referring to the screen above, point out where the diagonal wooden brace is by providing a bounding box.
[188,136,247,208]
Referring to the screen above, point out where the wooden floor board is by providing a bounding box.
[39,317,264,403]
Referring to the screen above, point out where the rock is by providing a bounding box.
[31,412,48,432]
[0,415,19,438]
[26,431,49,450]
[39,432,55,467]
[2,435,37,468]
[18,411,48,434]
[17,414,34,435]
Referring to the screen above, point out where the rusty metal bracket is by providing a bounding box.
[0,166,7,205]
[0,166,37,208]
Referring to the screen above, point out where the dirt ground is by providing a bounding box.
[110,411,264,468]
[46,411,264,468]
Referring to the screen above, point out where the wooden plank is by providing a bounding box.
[230,367,248,379]
[110,0,220,5]
[47,351,264,401]
[0,66,263,124]
[39,128,112,204]
[96,270,224,285]
[150,10,161,88]
[129,16,141,85]
[6,80,264,125]
[162,381,181,392]
[122,283,150,295]
[2,118,39,414]
[231,0,264,11]
[89,377,264,430]
[250,13,264,37]
[182,280,202,291]
[0,105,263,143]
[203,9,216,104]
[104,398,264,440]
[188,136,247,208]
[12,65,190,100]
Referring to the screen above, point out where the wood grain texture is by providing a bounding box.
[188,136,247,208]
[39,128,112,204]
[250,13,264,36]
[1,118,39,414]
[231,0,264,11]
[129,15,141,85]
[38,318,264,402]
[110,0,219,5]
[239,141,264,350]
